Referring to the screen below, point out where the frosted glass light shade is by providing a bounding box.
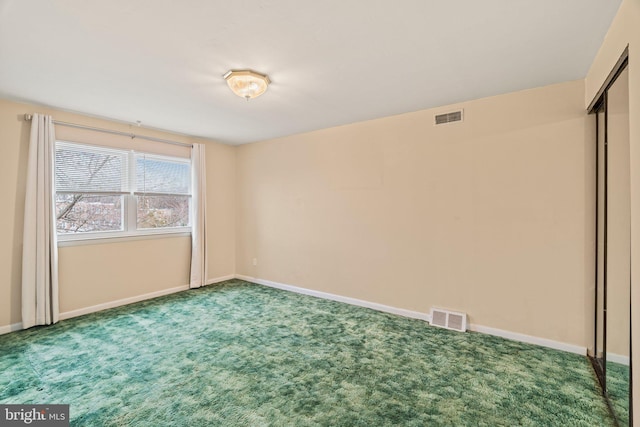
[223,70,270,100]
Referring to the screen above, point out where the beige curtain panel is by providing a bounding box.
[190,143,208,288]
[22,113,59,329]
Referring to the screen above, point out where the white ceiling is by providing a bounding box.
[0,0,621,145]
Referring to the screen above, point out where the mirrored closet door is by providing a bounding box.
[591,52,630,426]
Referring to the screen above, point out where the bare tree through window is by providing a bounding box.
[55,149,123,233]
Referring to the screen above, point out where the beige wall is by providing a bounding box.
[585,0,640,422]
[206,134,237,280]
[58,237,192,313]
[236,80,592,347]
[0,98,235,327]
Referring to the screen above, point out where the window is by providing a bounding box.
[55,141,191,240]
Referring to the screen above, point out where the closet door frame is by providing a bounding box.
[587,46,630,425]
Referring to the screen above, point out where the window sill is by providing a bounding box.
[57,230,191,247]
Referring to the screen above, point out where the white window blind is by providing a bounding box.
[135,154,190,195]
[134,154,191,230]
[55,142,128,194]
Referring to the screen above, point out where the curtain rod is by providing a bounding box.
[23,114,193,148]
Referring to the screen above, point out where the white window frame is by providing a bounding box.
[55,140,192,245]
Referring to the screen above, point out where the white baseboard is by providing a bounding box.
[607,352,630,366]
[235,274,587,356]
[0,322,23,336]
[59,284,190,321]
[1,274,237,334]
[206,274,236,285]
[1,273,590,359]
[469,324,585,356]
[235,274,431,322]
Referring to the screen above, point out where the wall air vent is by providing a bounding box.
[434,110,463,125]
[429,308,467,332]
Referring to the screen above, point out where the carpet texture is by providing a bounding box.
[0,280,615,426]
[606,361,630,426]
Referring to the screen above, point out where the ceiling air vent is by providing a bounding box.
[429,308,467,332]
[434,110,463,125]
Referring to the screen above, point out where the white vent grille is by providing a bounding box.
[434,110,463,125]
[429,308,467,332]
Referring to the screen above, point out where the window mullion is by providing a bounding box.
[127,150,137,232]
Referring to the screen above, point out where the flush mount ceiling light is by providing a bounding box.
[223,69,270,100]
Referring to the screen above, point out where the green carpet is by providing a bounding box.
[0,280,615,426]
[607,361,630,426]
